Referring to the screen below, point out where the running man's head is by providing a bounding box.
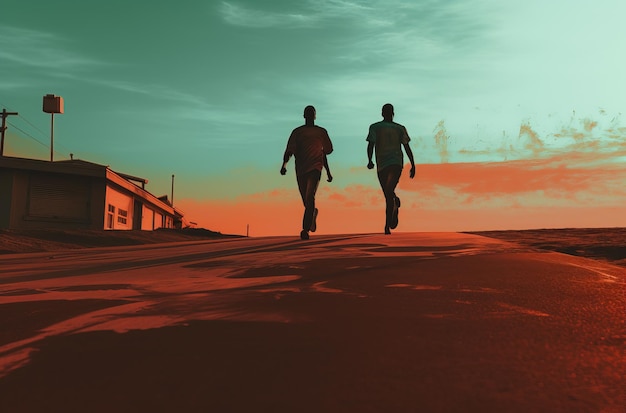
[382,103,394,121]
[304,105,316,122]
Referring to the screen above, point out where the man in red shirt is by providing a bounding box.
[281,106,334,240]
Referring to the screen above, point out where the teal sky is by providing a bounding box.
[2,1,625,233]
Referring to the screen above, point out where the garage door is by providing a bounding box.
[28,173,90,221]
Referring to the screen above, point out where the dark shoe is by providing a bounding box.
[310,208,318,232]
[300,230,310,240]
[384,226,391,235]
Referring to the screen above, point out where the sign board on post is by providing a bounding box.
[43,94,64,114]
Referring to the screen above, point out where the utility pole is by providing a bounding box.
[0,108,19,157]
[171,174,175,206]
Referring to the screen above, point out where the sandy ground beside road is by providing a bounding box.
[468,228,626,268]
[0,228,235,255]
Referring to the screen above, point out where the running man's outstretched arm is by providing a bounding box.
[403,142,416,178]
[367,142,375,169]
[281,131,296,175]
[280,150,292,175]
[323,153,333,182]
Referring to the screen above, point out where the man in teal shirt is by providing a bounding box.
[367,103,416,234]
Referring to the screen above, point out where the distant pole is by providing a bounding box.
[247,224,249,237]
[171,174,175,206]
[50,113,54,162]
[0,109,19,157]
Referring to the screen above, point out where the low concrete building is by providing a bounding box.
[0,156,184,230]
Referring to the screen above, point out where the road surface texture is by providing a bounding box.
[0,233,624,412]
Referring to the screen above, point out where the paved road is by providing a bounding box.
[0,233,624,412]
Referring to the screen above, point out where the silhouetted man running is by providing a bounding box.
[281,105,334,240]
[367,103,415,234]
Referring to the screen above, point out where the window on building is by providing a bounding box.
[117,208,128,225]
[107,204,115,229]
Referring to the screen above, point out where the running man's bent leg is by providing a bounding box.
[377,165,403,229]
[296,172,307,205]
[301,170,321,232]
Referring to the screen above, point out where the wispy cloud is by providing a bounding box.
[395,152,626,210]
[88,78,208,106]
[0,26,103,71]
[217,0,493,33]
[218,2,317,28]
[0,81,30,91]
[0,25,205,108]
[218,0,394,29]
[456,113,626,163]
[0,25,221,112]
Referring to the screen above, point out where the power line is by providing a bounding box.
[1,102,75,158]
[17,113,49,138]
[7,115,46,143]
[1,101,54,141]
[0,102,50,143]
[6,120,54,150]
[0,103,17,112]
[7,120,75,160]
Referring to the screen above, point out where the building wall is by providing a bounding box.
[154,211,164,229]
[141,205,155,230]
[8,172,29,229]
[104,185,176,231]
[1,170,105,230]
[0,170,14,228]
[104,185,134,230]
